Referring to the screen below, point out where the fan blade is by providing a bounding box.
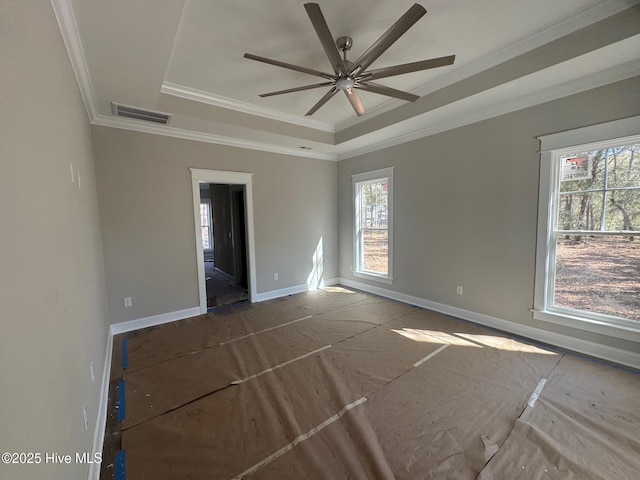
[244,53,333,79]
[357,82,418,102]
[306,87,338,116]
[349,4,426,76]
[363,55,455,81]
[344,89,365,116]
[304,3,348,75]
[259,82,334,97]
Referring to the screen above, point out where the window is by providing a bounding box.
[352,168,393,284]
[200,201,212,251]
[534,117,640,339]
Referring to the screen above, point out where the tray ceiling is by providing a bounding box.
[56,0,640,160]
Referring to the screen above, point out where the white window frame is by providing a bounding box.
[534,116,640,342]
[352,167,393,284]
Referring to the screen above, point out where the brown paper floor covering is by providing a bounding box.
[105,286,640,480]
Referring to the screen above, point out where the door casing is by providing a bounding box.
[190,168,256,312]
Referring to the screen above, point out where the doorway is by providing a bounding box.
[199,183,248,310]
[191,169,257,313]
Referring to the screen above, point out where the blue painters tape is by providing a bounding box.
[121,338,129,370]
[117,379,126,422]
[115,450,126,480]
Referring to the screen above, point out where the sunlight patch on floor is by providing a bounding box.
[321,286,356,294]
[392,328,558,355]
[392,328,482,347]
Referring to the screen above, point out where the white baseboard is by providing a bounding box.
[88,328,113,480]
[110,306,202,335]
[110,279,342,333]
[254,277,340,303]
[338,278,640,371]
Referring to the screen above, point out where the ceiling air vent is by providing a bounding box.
[112,102,172,125]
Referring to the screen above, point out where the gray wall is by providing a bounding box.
[338,76,640,353]
[93,127,338,323]
[0,2,109,479]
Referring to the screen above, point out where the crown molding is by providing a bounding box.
[161,82,335,133]
[337,60,640,161]
[92,55,640,164]
[334,0,638,132]
[51,0,638,165]
[50,0,98,122]
[93,114,337,161]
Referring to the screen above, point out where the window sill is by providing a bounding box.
[532,309,640,343]
[353,270,393,285]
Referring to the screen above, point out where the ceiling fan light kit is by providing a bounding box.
[244,3,455,118]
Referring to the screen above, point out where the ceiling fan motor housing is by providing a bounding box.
[335,77,355,90]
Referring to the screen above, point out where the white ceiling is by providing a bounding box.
[55,0,640,160]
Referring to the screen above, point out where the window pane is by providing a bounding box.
[200,203,210,227]
[360,182,388,228]
[606,189,640,231]
[607,144,640,189]
[558,144,640,233]
[358,180,389,275]
[560,149,606,192]
[362,228,388,275]
[554,236,640,320]
[557,191,604,230]
[201,226,210,249]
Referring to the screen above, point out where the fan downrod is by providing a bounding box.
[336,36,354,82]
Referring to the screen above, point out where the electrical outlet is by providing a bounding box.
[124,297,132,307]
[456,286,463,295]
[273,273,279,280]
[83,404,88,431]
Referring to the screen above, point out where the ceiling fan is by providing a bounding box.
[244,3,455,117]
